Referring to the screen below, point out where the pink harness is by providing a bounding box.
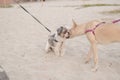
[85,19,120,35]
[112,19,120,23]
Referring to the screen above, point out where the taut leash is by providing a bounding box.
[14,0,51,33]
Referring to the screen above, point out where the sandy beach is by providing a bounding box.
[0,0,120,80]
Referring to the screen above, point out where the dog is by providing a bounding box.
[45,26,68,56]
[66,19,120,71]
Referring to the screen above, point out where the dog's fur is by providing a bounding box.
[66,19,120,71]
[45,26,68,56]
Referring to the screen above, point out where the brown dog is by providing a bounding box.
[66,19,120,71]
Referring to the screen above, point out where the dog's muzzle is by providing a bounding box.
[66,32,71,39]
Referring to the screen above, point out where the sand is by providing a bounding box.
[0,0,120,80]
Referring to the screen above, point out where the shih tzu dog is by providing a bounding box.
[45,26,68,56]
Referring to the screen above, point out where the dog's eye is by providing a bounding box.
[68,32,70,35]
[63,30,67,34]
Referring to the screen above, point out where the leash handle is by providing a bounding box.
[14,0,51,33]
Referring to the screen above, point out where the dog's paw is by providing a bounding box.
[85,60,90,64]
[45,49,51,53]
[84,57,91,64]
[91,65,99,72]
[54,53,60,56]
[60,53,64,57]
[91,68,98,72]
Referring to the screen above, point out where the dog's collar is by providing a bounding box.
[85,22,106,35]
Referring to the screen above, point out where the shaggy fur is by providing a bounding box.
[45,26,68,56]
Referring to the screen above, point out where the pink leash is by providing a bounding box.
[85,19,120,35]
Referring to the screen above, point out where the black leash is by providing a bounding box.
[14,1,51,33]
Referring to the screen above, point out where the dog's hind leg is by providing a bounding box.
[85,46,92,64]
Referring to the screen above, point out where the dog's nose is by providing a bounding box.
[65,32,70,39]
[66,36,70,39]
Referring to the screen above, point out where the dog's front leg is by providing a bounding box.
[60,43,65,56]
[60,48,65,56]
[87,33,98,71]
[91,42,98,72]
[54,47,60,56]
[45,41,51,53]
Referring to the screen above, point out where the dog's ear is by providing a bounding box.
[72,19,77,28]
[57,27,63,35]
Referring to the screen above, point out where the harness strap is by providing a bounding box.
[85,19,120,35]
[112,19,120,24]
[85,22,106,35]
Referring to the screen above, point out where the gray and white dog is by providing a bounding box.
[45,26,68,56]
